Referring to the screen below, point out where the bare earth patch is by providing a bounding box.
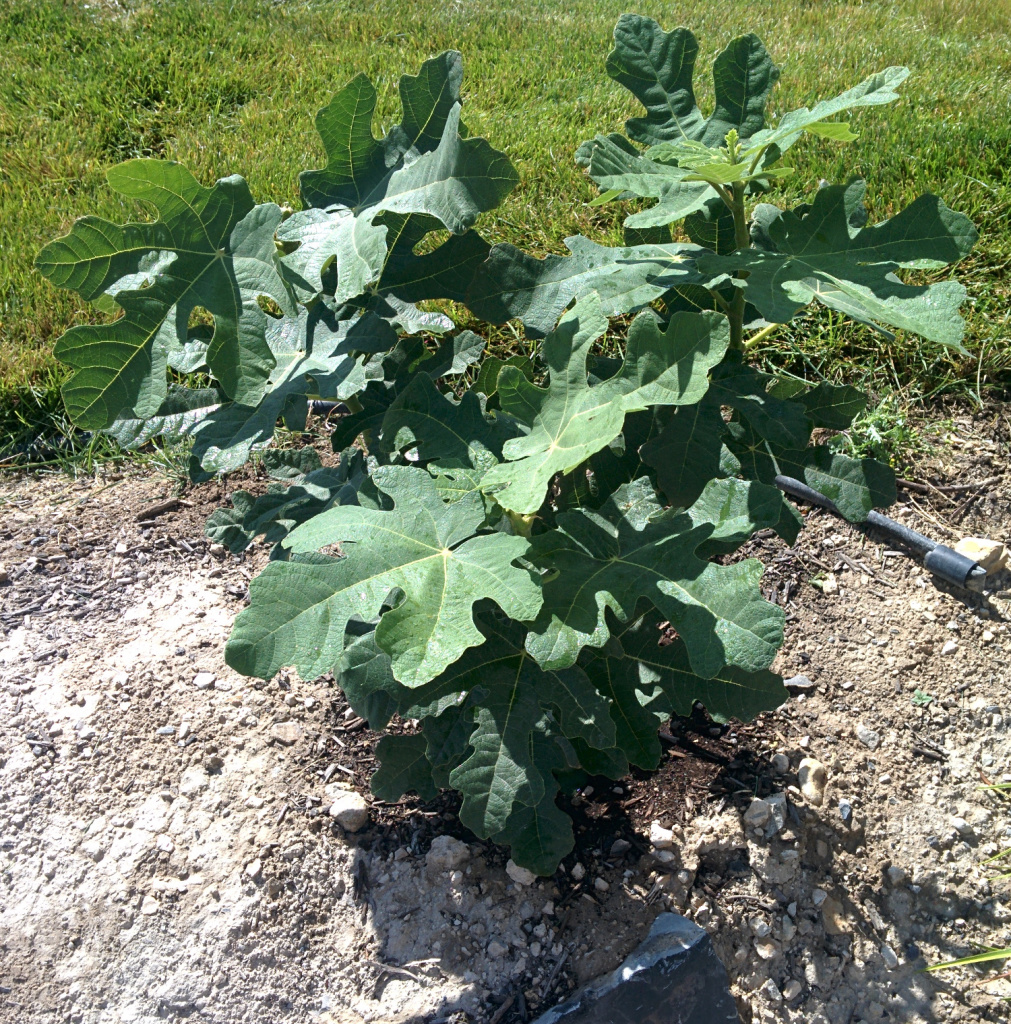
[1,409,1010,1024]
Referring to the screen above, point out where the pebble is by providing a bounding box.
[821,896,847,935]
[487,940,508,958]
[784,674,817,695]
[855,723,880,750]
[821,574,839,594]
[751,917,771,938]
[427,836,471,873]
[754,939,780,961]
[609,838,631,857]
[269,722,303,747]
[593,877,609,893]
[798,757,827,806]
[193,672,216,690]
[771,753,790,774]
[156,726,175,736]
[506,859,536,886]
[758,978,782,1002]
[140,895,160,916]
[245,859,262,880]
[812,888,828,907]
[886,865,907,886]
[982,630,995,644]
[743,798,772,830]
[178,723,191,740]
[953,537,1008,573]
[783,980,803,1001]
[838,798,853,825]
[941,640,958,656]
[951,816,973,838]
[570,862,586,881]
[328,790,368,831]
[880,944,900,969]
[649,821,675,850]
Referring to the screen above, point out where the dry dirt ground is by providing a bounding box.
[1,409,1010,1024]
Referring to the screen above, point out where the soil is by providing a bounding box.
[2,408,1010,1024]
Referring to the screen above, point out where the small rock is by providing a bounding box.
[886,865,907,886]
[821,896,847,935]
[880,944,899,969]
[530,941,542,957]
[783,980,803,1001]
[155,834,174,853]
[487,940,508,958]
[245,859,262,880]
[821,573,839,594]
[954,537,1008,573]
[209,543,226,558]
[743,798,773,830]
[81,840,104,862]
[941,640,958,656]
[755,939,780,961]
[178,722,191,740]
[855,723,880,750]
[951,816,973,838]
[609,838,632,857]
[571,862,586,881]
[764,792,788,837]
[542,901,555,916]
[193,672,216,691]
[594,877,609,893]
[812,888,828,907]
[982,630,995,644]
[328,790,368,832]
[140,895,160,916]
[649,821,675,850]
[771,752,790,774]
[751,917,771,938]
[245,796,264,809]
[798,757,827,806]
[506,859,536,886]
[758,978,782,1001]
[838,798,853,825]
[784,674,817,695]
[427,835,471,872]
[798,735,811,749]
[269,722,302,747]
[156,726,176,736]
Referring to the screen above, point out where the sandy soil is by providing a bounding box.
[1,408,1010,1024]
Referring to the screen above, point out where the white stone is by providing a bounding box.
[783,980,803,1001]
[886,865,907,886]
[328,790,368,831]
[570,862,586,881]
[506,859,536,886]
[140,895,160,916]
[798,757,827,806]
[593,877,609,892]
[245,859,262,880]
[856,723,881,750]
[81,839,104,862]
[821,574,839,595]
[951,816,973,838]
[759,978,782,1001]
[954,537,1008,573]
[193,672,216,690]
[649,821,675,849]
[941,640,958,656]
[743,798,773,830]
[880,944,899,969]
[426,835,471,872]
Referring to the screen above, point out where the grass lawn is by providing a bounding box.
[2,0,1010,465]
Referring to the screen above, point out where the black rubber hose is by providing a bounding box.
[774,475,986,591]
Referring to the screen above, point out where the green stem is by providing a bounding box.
[728,182,751,350]
[743,322,778,349]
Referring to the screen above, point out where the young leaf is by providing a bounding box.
[226,466,542,686]
[480,294,729,514]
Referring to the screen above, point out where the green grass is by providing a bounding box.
[2,0,1011,465]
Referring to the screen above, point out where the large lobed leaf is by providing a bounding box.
[226,465,542,687]
[699,180,977,350]
[36,161,295,429]
[479,293,729,514]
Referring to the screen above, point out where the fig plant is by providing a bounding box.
[37,15,976,874]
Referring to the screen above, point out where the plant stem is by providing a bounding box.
[728,182,751,350]
[744,322,779,349]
